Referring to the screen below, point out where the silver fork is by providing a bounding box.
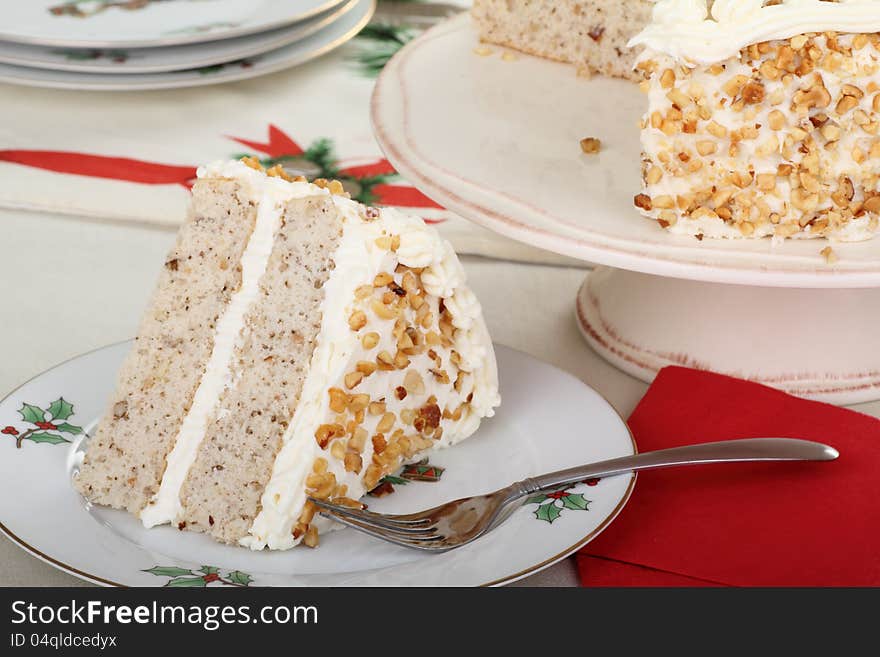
[311,438,838,552]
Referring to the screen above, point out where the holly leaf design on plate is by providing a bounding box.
[227,571,253,586]
[47,397,75,421]
[18,403,45,425]
[165,576,208,588]
[561,494,591,511]
[198,565,220,575]
[26,432,70,445]
[533,502,563,523]
[525,494,548,505]
[143,566,193,578]
[54,422,83,435]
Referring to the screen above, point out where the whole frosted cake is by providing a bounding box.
[472,0,653,81]
[631,0,880,240]
[74,158,500,550]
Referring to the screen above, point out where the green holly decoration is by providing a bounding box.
[52,49,129,62]
[226,571,254,586]
[400,460,445,482]
[526,487,592,523]
[26,432,72,445]
[379,475,409,486]
[4,397,83,449]
[47,398,75,421]
[17,403,45,424]
[368,459,445,496]
[143,567,193,578]
[351,23,419,78]
[144,565,254,587]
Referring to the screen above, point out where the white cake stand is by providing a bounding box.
[371,13,880,405]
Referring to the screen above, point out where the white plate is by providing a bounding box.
[0,0,374,91]
[371,14,880,288]
[0,0,355,74]
[0,0,347,49]
[0,342,634,587]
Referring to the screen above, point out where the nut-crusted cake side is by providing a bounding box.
[282,256,495,550]
[242,196,501,551]
[471,0,652,81]
[634,32,880,240]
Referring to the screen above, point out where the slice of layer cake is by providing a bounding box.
[631,0,880,240]
[471,0,652,81]
[74,158,500,551]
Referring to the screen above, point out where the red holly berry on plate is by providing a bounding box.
[1,426,19,436]
[202,573,221,584]
[35,421,57,430]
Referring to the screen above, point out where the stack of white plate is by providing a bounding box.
[0,0,375,91]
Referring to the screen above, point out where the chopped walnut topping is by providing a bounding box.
[634,194,652,211]
[348,310,367,331]
[328,388,348,414]
[344,371,364,390]
[403,370,425,395]
[638,32,880,241]
[303,525,319,548]
[315,424,344,449]
[344,452,363,473]
[241,156,263,171]
[579,137,601,154]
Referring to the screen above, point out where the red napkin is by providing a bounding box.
[577,366,880,587]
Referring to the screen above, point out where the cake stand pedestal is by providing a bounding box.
[576,267,880,404]
[371,12,880,405]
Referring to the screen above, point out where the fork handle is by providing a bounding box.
[516,438,838,496]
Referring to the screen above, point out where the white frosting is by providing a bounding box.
[140,162,330,528]
[630,0,880,65]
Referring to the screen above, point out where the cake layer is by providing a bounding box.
[634,31,880,240]
[178,195,343,545]
[472,0,652,81]
[74,179,257,512]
